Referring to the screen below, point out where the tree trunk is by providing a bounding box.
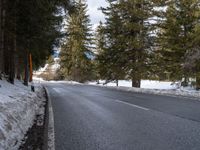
[116,79,118,87]
[97,80,99,84]
[0,0,5,75]
[132,76,141,88]
[29,53,33,82]
[24,53,29,86]
[9,51,15,84]
[9,28,17,84]
[16,54,22,80]
[0,0,2,74]
[196,73,200,90]
[4,35,9,77]
[181,77,189,87]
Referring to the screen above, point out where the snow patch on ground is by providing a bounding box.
[0,80,45,150]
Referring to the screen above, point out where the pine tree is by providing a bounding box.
[60,0,93,82]
[98,1,126,85]
[117,0,154,87]
[158,0,200,85]
[16,0,65,84]
[96,0,156,87]
[95,21,106,82]
[186,23,200,89]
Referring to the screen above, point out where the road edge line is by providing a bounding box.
[44,87,55,150]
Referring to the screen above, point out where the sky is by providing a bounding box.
[87,0,108,29]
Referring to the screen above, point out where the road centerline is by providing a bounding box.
[115,99,149,111]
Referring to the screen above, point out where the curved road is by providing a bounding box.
[45,83,200,150]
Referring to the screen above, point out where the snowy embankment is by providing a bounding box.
[0,80,45,150]
[88,80,200,99]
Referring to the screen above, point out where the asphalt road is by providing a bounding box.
[45,83,200,150]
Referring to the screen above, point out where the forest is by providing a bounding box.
[0,0,72,85]
[59,0,200,89]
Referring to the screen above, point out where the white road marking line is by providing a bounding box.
[115,100,149,111]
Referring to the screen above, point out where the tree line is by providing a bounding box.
[0,0,72,85]
[58,0,200,90]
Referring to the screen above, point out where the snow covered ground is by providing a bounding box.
[88,80,200,99]
[33,78,200,99]
[34,58,60,76]
[88,80,180,89]
[33,77,81,85]
[0,80,46,150]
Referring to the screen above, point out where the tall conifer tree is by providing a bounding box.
[95,21,107,81]
[99,1,126,85]
[118,0,154,87]
[158,0,199,85]
[60,0,93,82]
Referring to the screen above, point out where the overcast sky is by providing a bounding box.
[87,0,108,29]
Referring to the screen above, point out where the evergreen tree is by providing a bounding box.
[0,0,72,84]
[60,0,93,82]
[158,0,200,85]
[99,1,126,85]
[186,23,200,89]
[96,0,156,87]
[95,21,106,82]
[117,0,155,87]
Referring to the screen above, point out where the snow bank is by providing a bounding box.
[88,80,178,89]
[141,80,178,89]
[104,86,200,99]
[48,80,81,85]
[33,77,45,83]
[88,80,200,99]
[33,77,81,85]
[0,80,45,150]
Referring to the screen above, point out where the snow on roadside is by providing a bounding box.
[88,80,178,89]
[0,79,46,150]
[48,80,81,85]
[88,80,200,99]
[104,86,200,99]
